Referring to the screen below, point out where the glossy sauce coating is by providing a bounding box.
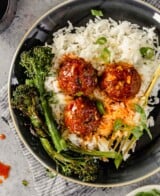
[64,97,100,136]
[58,54,97,96]
[100,62,141,101]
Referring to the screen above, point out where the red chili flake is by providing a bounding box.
[0,134,6,140]
[0,161,11,184]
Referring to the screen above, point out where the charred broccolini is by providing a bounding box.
[20,46,67,152]
[11,84,122,181]
[11,46,123,182]
[12,84,47,138]
[12,83,100,182]
[11,47,100,182]
[40,137,99,182]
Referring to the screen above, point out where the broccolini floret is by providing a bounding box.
[19,46,67,152]
[12,84,99,182]
[12,84,47,138]
[40,137,98,182]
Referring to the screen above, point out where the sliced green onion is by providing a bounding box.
[140,47,154,59]
[100,47,110,63]
[95,37,107,45]
[96,100,105,115]
[91,9,103,17]
[76,91,83,97]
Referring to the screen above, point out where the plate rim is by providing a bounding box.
[8,0,160,187]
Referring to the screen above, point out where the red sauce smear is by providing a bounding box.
[0,162,11,184]
[0,134,6,140]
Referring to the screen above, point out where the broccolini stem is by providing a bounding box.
[30,50,67,152]
[40,138,75,164]
[40,98,67,152]
[68,143,120,159]
[40,137,99,182]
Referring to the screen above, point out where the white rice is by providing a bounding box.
[50,18,160,97]
[45,17,160,160]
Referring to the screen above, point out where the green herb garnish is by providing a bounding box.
[134,104,152,139]
[96,100,105,115]
[95,37,107,45]
[75,91,83,97]
[91,9,103,17]
[100,47,110,63]
[140,47,154,59]
[131,126,143,139]
[113,119,124,131]
[22,180,29,186]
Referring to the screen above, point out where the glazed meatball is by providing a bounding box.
[100,62,141,101]
[58,54,97,96]
[64,97,100,136]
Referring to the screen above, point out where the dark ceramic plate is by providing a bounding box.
[8,0,160,187]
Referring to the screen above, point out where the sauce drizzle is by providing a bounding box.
[0,162,10,184]
[0,134,6,140]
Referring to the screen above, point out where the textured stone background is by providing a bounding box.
[0,0,160,196]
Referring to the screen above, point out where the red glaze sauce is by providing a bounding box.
[0,134,6,140]
[58,54,97,96]
[100,62,141,101]
[0,161,11,184]
[64,97,100,136]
